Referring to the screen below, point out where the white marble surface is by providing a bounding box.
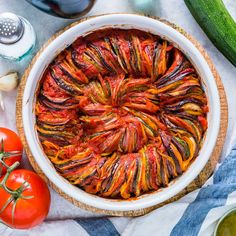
[0,0,236,222]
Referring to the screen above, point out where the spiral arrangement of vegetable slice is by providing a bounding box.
[35,29,208,199]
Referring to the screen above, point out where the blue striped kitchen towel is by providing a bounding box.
[1,144,236,236]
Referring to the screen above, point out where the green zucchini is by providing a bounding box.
[184,0,236,67]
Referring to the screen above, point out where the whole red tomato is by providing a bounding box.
[0,127,23,175]
[0,169,51,229]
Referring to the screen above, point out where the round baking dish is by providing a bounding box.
[21,14,221,212]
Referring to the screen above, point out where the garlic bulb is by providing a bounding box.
[0,72,19,110]
[0,72,18,92]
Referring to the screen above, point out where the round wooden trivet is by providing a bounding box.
[16,14,228,217]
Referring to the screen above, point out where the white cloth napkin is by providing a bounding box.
[1,135,236,236]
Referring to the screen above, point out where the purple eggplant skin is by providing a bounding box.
[157,85,203,100]
[39,94,78,110]
[130,158,138,195]
[110,164,127,197]
[57,63,83,86]
[40,91,73,104]
[157,89,204,105]
[166,159,176,178]
[160,113,178,129]
[132,157,142,196]
[41,98,78,110]
[167,112,199,123]
[36,121,66,131]
[88,43,115,74]
[55,158,92,173]
[100,159,120,194]
[59,153,95,169]
[38,134,70,146]
[164,98,204,110]
[156,56,185,86]
[154,151,162,187]
[152,42,160,81]
[37,117,71,126]
[78,169,98,187]
[160,157,168,187]
[128,38,140,75]
[41,100,78,110]
[160,132,182,175]
[163,104,202,115]
[143,151,152,190]
[161,114,186,131]
[38,98,61,111]
[160,131,172,148]
[80,158,106,188]
[50,70,79,95]
[167,147,183,175]
[37,126,74,139]
[171,137,189,161]
[108,37,128,73]
[157,68,195,89]
[71,48,87,70]
[161,113,202,144]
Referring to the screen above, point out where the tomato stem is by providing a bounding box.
[0,144,22,176]
[0,138,22,159]
[1,139,3,153]
[0,196,14,214]
[0,160,20,196]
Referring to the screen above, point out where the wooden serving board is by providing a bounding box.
[16,15,228,217]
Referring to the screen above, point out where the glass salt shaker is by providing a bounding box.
[0,12,36,61]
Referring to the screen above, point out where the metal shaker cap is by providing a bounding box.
[0,12,24,44]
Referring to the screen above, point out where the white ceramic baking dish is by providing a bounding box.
[22,14,220,212]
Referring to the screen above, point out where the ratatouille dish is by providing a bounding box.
[35,29,208,199]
